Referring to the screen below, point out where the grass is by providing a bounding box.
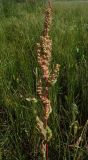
[0,1,88,160]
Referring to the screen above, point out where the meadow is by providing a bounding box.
[0,1,88,159]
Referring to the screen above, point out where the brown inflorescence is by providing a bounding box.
[36,2,60,159]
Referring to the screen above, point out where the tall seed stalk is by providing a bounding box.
[36,2,60,160]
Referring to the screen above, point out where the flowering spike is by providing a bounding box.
[36,2,60,159]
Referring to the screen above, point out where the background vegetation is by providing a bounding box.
[0,0,88,159]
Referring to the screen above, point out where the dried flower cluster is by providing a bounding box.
[36,2,60,159]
